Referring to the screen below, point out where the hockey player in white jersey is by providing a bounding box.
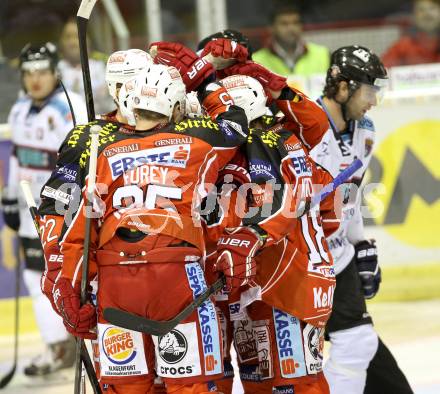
[310,46,413,394]
[1,42,87,376]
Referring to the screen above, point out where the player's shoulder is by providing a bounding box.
[63,119,116,150]
[61,89,85,106]
[357,115,375,132]
[174,115,219,134]
[252,47,272,62]
[48,90,71,113]
[61,119,121,167]
[174,115,246,147]
[9,95,30,114]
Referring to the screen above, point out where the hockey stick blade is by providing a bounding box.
[104,276,226,336]
[74,125,101,394]
[0,365,16,389]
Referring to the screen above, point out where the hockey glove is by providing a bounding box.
[53,277,97,339]
[149,41,215,92]
[201,38,249,64]
[355,239,381,299]
[214,227,264,292]
[1,197,20,231]
[221,61,287,100]
[41,243,64,314]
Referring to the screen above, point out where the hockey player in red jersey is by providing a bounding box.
[194,32,338,393]
[196,31,338,393]
[39,57,249,393]
[39,48,152,311]
[209,68,340,393]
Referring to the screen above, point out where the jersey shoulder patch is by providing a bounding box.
[357,116,375,132]
[62,120,120,168]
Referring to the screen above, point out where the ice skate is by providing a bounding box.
[24,337,75,377]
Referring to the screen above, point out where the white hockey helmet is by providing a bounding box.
[118,78,137,126]
[220,75,268,123]
[185,91,203,118]
[105,49,152,100]
[131,64,186,121]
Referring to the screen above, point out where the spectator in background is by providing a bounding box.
[253,5,330,81]
[382,0,440,66]
[58,17,112,114]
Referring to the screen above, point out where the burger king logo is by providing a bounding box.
[102,327,137,365]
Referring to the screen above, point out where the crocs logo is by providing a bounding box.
[158,329,188,364]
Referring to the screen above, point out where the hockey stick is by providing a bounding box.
[77,0,98,121]
[103,159,363,336]
[311,158,363,208]
[74,125,101,394]
[19,182,41,237]
[104,275,226,336]
[20,181,101,394]
[0,238,20,389]
[76,1,99,393]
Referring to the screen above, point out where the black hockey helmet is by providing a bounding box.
[197,29,253,58]
[324,45,387,98]
[19,42,59,72]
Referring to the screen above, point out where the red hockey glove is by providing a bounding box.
[41,244,63,313]
[201,38,249,63]
[222,61,287,100]
[53,278,97,339]
[149,41,215,92]
[214,227,264,292]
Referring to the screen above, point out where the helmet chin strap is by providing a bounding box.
[334,95,350,126]
[335,80,359,125]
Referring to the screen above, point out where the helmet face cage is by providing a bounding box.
[220,75,268,123]
[106,49,152,100]
[19,42,59,73]
[185,91,203,118]
[324,45,388,100]
[118,78,137,126]
[131,64,186,121]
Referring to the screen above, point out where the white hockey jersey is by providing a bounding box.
[6,87,87,238]
[310,97,375,274]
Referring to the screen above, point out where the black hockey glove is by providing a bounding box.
[1,197,20,231]
[354,239,381,299]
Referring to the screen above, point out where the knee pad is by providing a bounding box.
[327,324,379,373]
